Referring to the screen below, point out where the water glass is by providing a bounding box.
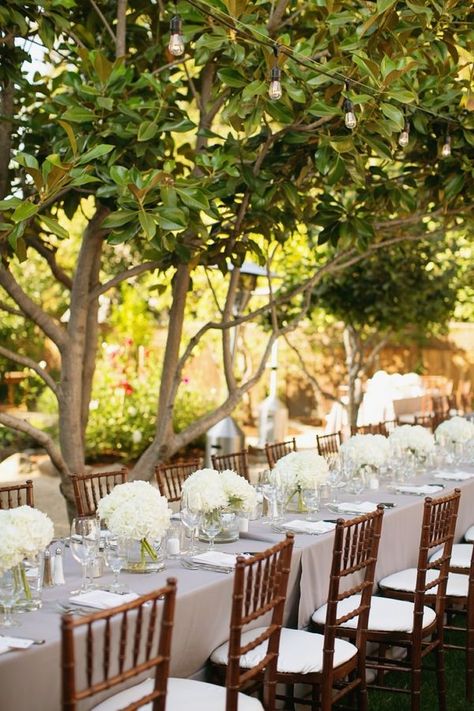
[180,501,200,554]
[104,537,129,593]
[200,511,222,550]
[0,570,19,627]
[302,488,320,521]
[70,516,100,595]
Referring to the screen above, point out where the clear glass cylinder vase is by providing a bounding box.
[121,538,165,573]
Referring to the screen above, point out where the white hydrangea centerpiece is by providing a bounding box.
[339,434,390,472]
[182,468,256,513]
[388,424,435,461]
[272,451,329,492]
[435,416,474,444]
[97,481,171,564]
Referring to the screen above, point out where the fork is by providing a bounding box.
[180,560,232,574]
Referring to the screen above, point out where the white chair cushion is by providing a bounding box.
[379,568,468,597]
[93,677,264,711]
[210,626,357,674]
[465,526,474,543]
[312,594,436,633]
[430,543,473,569]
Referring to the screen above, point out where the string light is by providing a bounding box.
[343,82,356,130]
[399,119,410,148]
[168,1,185,56]
[268,46,282,101]
[441,129,452,157]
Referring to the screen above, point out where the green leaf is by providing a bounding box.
[137,121,158,142]
[308,99,335,117]
[77,144,114,164]
[157,207,187,231]
[160,118,196,132]
[110,166,129,184]
[217,68,246,88]
[58,120,78,155]
[444,174,464,201]
[41,215,69,239]
[376,0,397,14]
[16,153,39,170]
[285,83,307,103]
[102,211,137,229]
[380,103,405,130]
[12,202,38,223]
[242,80,267,101]
[365,134,393,160]
[329,137,354,154]
[97,97,114,111]
[175,187,209,210]
[61,106,97,123]
[139,211,157,239]
[0,197,22,210]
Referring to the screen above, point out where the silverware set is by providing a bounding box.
[180,560,233,574]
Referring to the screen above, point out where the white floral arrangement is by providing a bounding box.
[340,434,390,471]
[271,451,329,492]
[389,424,435,459]
[98,481,171,562]
[182,468,257,513]
[435,416,474,444]
[0,506,54,574]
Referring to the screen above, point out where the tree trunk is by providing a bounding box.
[343,325,364,429]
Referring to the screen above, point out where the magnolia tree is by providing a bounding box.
[0,0,472,513]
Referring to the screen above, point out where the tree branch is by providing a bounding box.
[267,0,290,34]
[0,412,69,477]
[24,235,72,289]
[89,261,160,301]
[0,265,68,348]
[89,0,116,44]
[222,267,240,392]
[0,345,58,394]
[0,44,14,199]
[283,334,344,406]
[116,0,128,58]
[0,299,23,317]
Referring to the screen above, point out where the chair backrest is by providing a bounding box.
[413,489,460,624]
[62,578,177,711]
[316,431,342,458]
[322,507,384,684]
[264,438,297,469]
[71,468,128,517]
[350,424,382,436]
[414,414,436,431]
[226,534,294,711]
[379,418,399,436]
[0,479,34,509]
[154,459,201,502]
[211,449,250,481]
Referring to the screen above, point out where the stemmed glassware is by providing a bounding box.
[200,511,222,551]
[258,470,284,524]
[70,516,100,595]
[104,536,129,593]
[302,488,320,521]
[180,499,200,555]
[0,570,19,628]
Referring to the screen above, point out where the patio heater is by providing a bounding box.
[257,339,288,447]
[205,263,270,466]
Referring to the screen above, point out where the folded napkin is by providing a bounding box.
[0,636,35,652]
[191,551,237,568]
[333,501,378,515]
[69,590,139,610]
[280,520,336,535]
[434,470,474,481]
[396,484,444,496]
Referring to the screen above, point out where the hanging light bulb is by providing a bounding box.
[168,2,184,56]
[268,45,282,101]
[441,131,451,157]
[343,83,356,129]
[399,120,410,148]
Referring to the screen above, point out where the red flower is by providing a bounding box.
[118,380,134,395]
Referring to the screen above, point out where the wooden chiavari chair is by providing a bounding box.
[211,449,250,481]
[71,468,128,517]
[315,431,342,459]
[213,508,384,711]
[379,418,399,436]
[154,458,201,502]
[350,423,382,436]
[414,413,436,431]
[0,479,34,509]
[62,579,177,711]
[352,489,460,711]
[264,437,297,469]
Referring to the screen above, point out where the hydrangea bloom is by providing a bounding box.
[98,481,171,541]
[272,451,329,491]
[389,425,435,458]
[340,434,390,471]
[182,468,257,513]
[435,416,474,444]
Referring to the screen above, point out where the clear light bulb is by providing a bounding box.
[168,15,184,56]
[268,66,282,100]
[343,98,356,129]
[441,136,451,157]
[398,129,410,147]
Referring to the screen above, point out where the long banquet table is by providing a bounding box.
[1,465,474,711]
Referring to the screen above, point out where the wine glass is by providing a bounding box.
[0,570,19,628]
[200,511,222,551]
[70,516,100,595]
[104,536,129,593]
[302,488,320,521]
[180,499,200,554]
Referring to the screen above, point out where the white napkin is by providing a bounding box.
[333,501,378,514]
[0,636,35,652]
[396,485,444,496]
[69,590,139,610]
[281,520,336,535]
[434,471,474,481]
[191,551,237,568]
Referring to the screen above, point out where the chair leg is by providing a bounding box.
[467,610,474,702]
[410,648,422,711]
[435,645,447,711]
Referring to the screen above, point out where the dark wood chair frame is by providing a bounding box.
[212,534,295,711]
[315,431,342,458]
[155,458,202,502]
[264,438,297,470]
[370,489,461,711]
[0,479,34,509]
[71,468,128,517]
[378,418,399,436]
[211,449,250,481]
[350,423,383,436]
[62,578,177,711]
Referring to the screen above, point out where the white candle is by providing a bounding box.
[239,517,249,533]
[167,538,180,556]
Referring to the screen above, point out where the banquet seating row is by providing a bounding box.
[0,478,34,509]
